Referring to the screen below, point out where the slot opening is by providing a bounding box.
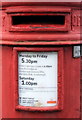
[12,15,65,26]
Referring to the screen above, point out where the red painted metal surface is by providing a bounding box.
[2,46,80,118]
[1,2,81,119]
[1,2,81,45]
[8,13,70,32]
[1,33,80,42]
[6,6,71,13]
[2,2,81,7]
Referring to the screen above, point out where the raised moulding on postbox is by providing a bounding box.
[6,6,71,32]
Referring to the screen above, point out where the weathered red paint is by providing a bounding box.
[1,2,81,119]
[1,2,80,44]
[1,33,80,42]
[8,13,70,32]
[5,6,71,32]
[2,2,81,7]
[0,41,80,46]
[2,46,80,118]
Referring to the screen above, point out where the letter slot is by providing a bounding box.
[8,13,70,32]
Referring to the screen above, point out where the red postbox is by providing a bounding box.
[1,2,81,119]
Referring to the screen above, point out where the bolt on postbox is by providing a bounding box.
[1,2,81,119]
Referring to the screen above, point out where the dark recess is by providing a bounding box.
[12,15,65,25]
